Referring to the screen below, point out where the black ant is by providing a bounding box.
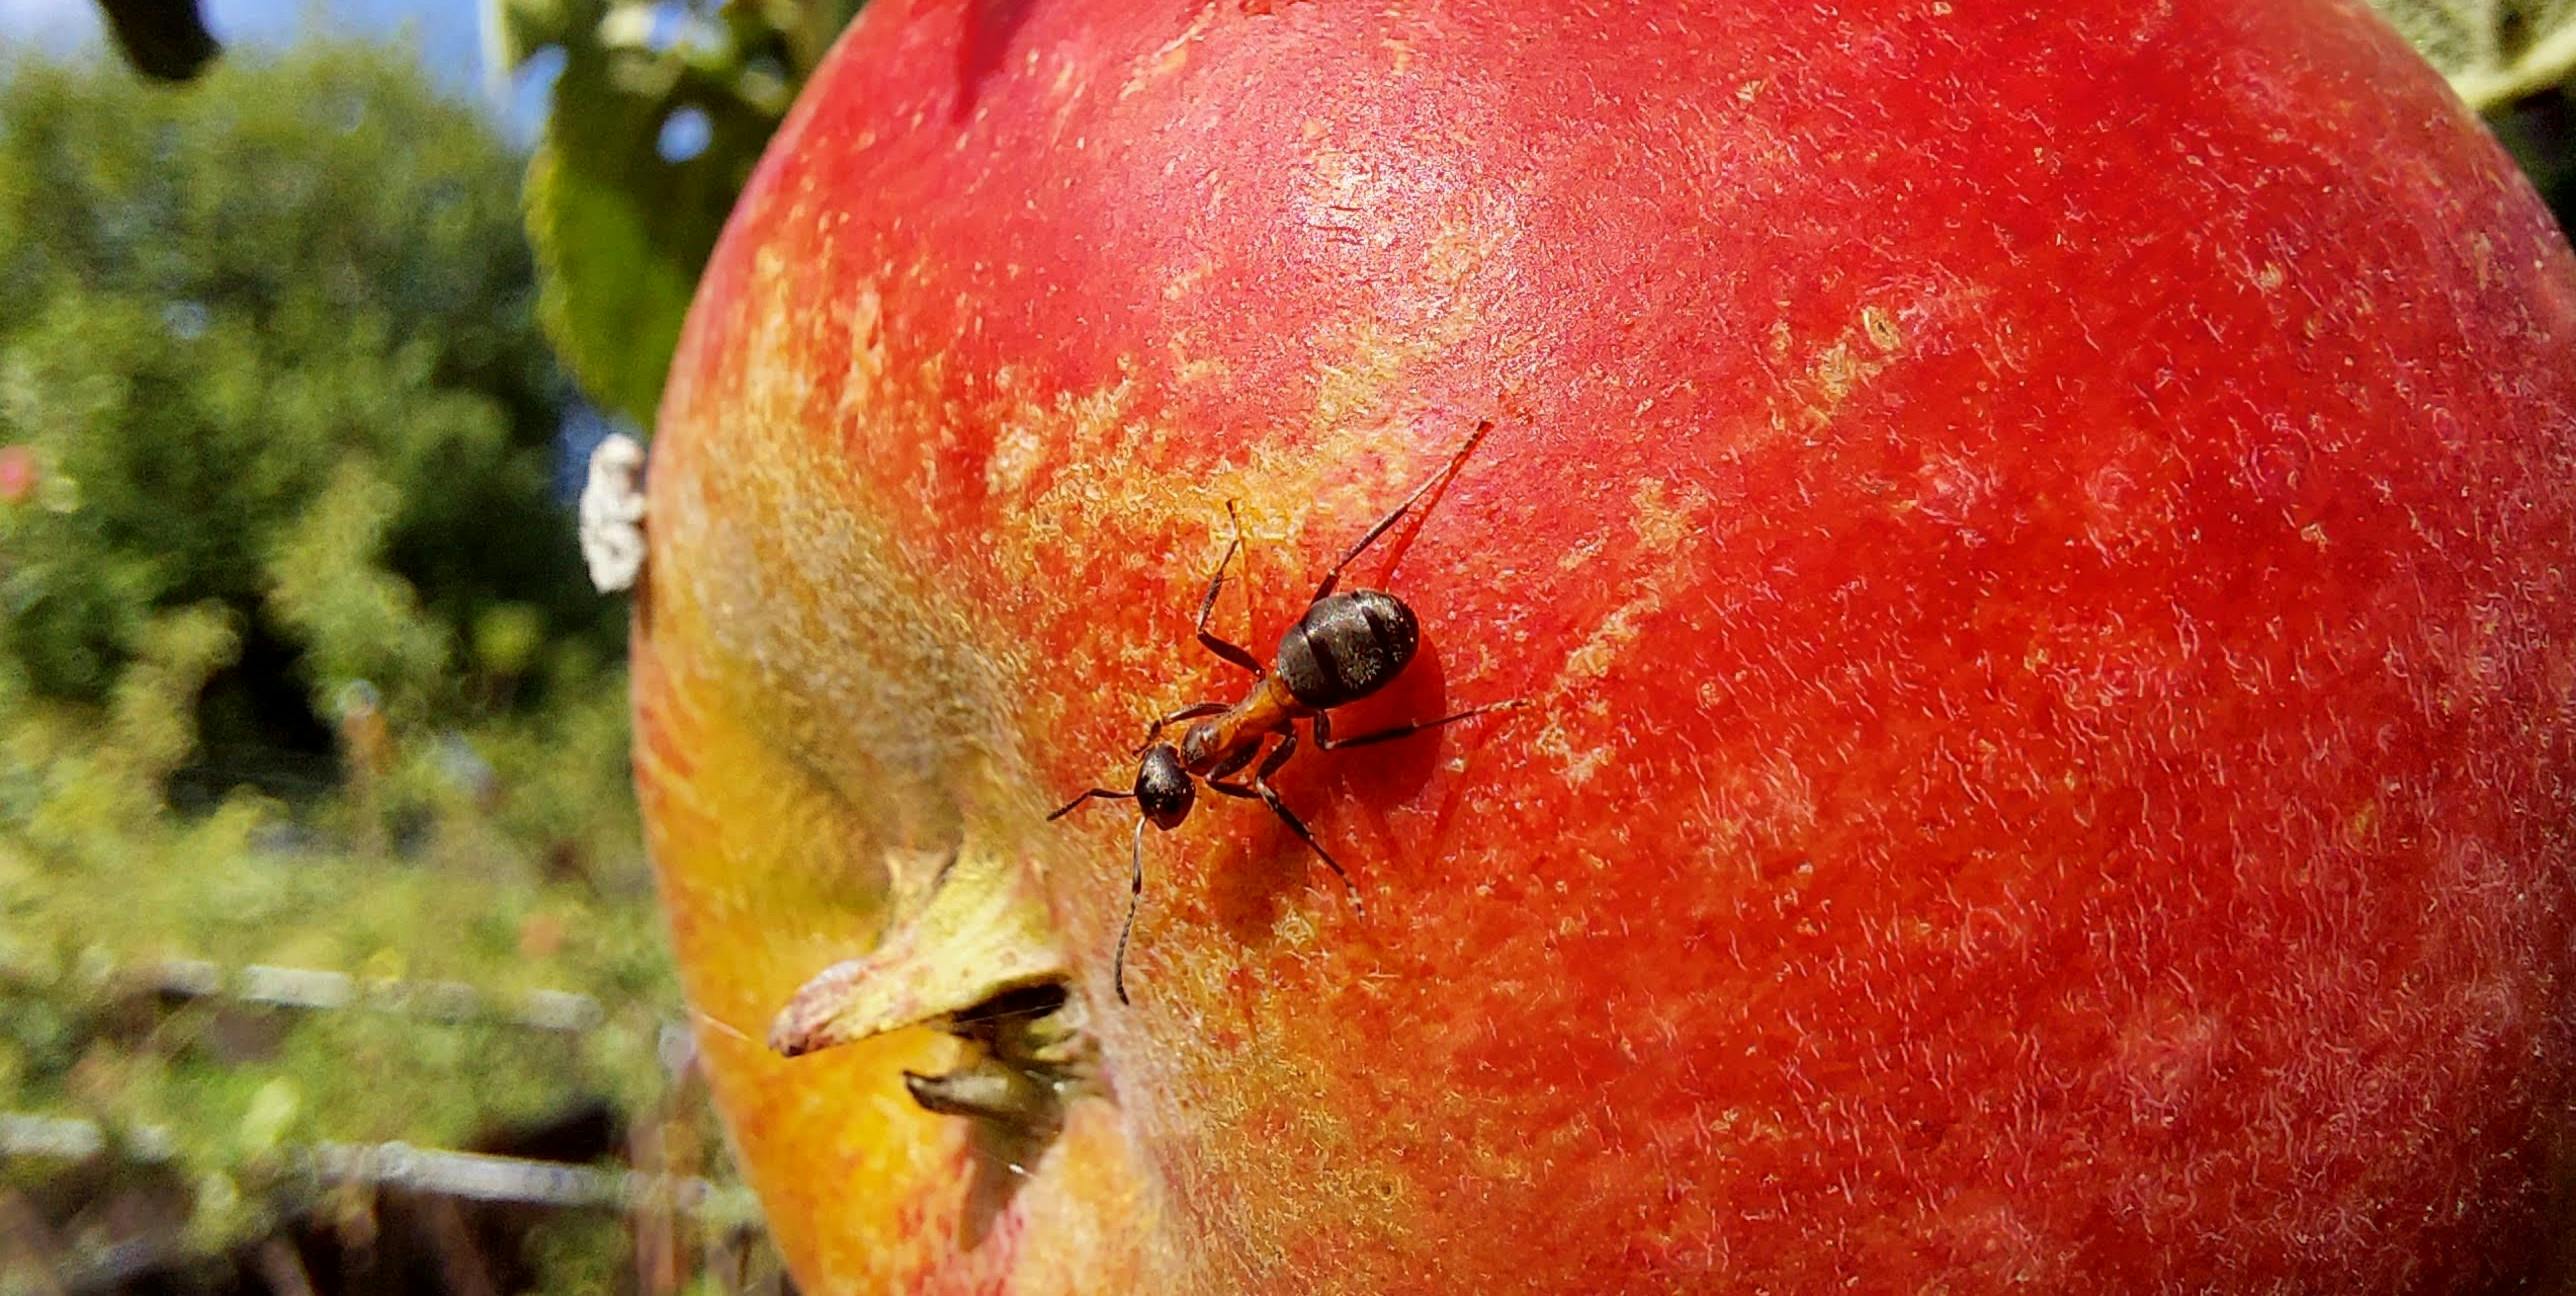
[1050,418,1519,1003]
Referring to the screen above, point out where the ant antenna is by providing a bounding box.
[1114,816,1147,1004]
[1312,418,1494,601]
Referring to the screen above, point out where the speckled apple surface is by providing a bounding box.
[632,0,2576,1289]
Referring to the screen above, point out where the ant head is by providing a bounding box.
[1134,743,1195,830]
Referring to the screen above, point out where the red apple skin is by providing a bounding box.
[631,0,2576,1290]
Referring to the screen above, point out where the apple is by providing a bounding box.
[630,0,2576,1289]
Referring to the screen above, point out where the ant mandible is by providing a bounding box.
[1050,418,1519,1003]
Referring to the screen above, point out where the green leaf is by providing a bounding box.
[2365,0,2576,111]
[495,0,864,429]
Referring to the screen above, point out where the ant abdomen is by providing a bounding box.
[1277,589,1420,709]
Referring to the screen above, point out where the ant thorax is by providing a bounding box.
[1177,716,1228,770]
[1175,682,1293,773]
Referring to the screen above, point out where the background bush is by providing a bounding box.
[0,40,752,1291]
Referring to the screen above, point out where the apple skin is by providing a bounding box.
[630,0,2576,1290]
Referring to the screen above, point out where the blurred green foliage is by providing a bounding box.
[0,41,616,742]
[490,0,863,427]
[0,41,763,1288]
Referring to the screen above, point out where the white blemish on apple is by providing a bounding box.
[1563,600,1649,685]
[1539,479,1719,783]
[1121,9,1212,100]
[578,432,647,594]
[1914,449,2002,538]
[987,418,1046,499]
[1164,256,1216,300]
[1860,305,1903,353]
[1557,534,1607,570]
[1629,478,1692,550]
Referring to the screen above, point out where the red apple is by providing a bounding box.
[631,0,2576,1289]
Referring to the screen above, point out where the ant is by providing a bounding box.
[1050,418,1519,1003]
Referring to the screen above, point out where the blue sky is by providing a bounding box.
[2,0,493,96]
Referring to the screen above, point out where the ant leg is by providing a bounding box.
[1311,418,1494,602]
[1137,700,1230,753]
[1201,734,1270,798]
[1113,816,1147,1005]
[1217,732,1365,915]
[1311,697,1525,750]
[1047,787,1134,821]
[1190,742,1262,793]
[1194,501,1266,677]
